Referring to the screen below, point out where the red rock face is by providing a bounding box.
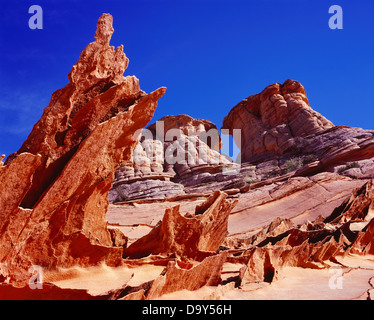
[0,13,165,285]
[123,190,237,260]
[222,79,334,162]
[343,180,374,255]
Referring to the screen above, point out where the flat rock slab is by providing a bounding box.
[107,199,206,243]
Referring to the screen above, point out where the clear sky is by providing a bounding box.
[1,0,374,157]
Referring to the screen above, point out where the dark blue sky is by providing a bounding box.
[1,0,374,157]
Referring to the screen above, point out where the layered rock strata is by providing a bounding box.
[237,178,374,285]
[103,175,374,300]
[104,79,374,300]
[110,81,374,203]
[109,114,235,202]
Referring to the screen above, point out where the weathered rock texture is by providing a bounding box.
[236,178,374,285]
[123,191,237,260]
[104,175,374,300]
[222,79,334,162]
[110,82,374,203]
[145,253,227,300]
[109,114,235,202]
[0,14,165,285]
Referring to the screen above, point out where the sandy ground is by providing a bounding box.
[45,263,165,296]
[43,254,374,300]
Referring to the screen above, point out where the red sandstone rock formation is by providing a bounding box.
[1,13,374,300]
[123,191,237,260]
[104,176,374,299]
[339,180,374,255]
[147,114,223,150]
[105,252,228,300]
[222,79,334,162]
[105,79,374,300]
[236,178,374,285]
[0,13,165,285]
[221,80,374,171]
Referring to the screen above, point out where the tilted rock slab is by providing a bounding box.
[109,114,235,202]
[123,191,238,260]
[343,179,374,255]
[0,14,165,285]
[110,81,374,204]
[145,253,228,300]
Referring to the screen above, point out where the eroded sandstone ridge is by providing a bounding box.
[0,14,165,285]
[1,13,374,300]
[222,79,334,163]
[110,81,374,204]
[123,191,237,260]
